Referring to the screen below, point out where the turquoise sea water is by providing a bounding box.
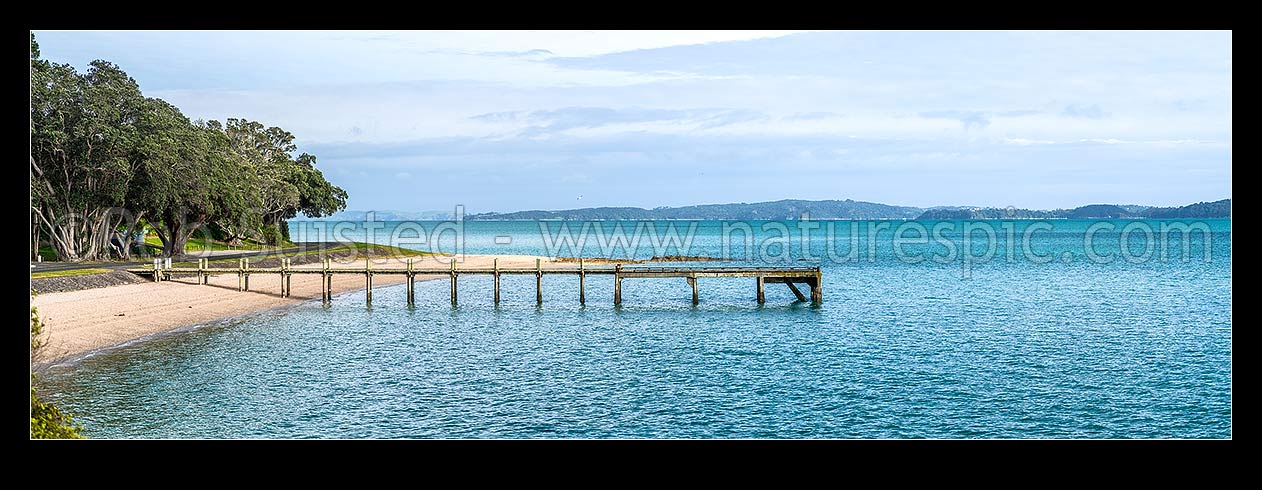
[41,219,1232,438]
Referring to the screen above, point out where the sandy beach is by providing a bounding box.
[31,254,559,364]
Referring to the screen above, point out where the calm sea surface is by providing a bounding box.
[41,219,1232,438]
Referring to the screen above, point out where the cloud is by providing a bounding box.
[1003,137,1216,147]
[482,49,554,59]
[919,110,990,130]
[784,111,841,121]
[916,109,1040,130]
[308,131,902,162]
[1061,104,1109,119]
[694,109,768,129]
[1004,137,1055,146]
[469,106,769,136]
[469,111,522,123]
[1173,99,1205,112]
[299,127,1228,212]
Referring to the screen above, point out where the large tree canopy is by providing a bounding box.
[212,118,346,245]
[30,34,347,260]
[30,52,145,261]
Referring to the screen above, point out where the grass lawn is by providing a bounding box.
[141,235,294,253]
[36,245,57,262]
[344,242,437,256]
[31,268,111,279]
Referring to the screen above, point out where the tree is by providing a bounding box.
[31,50,145,261]
[224,119,300,231]
[29,34,347,259]
[31,34,43,262]
[215,119,346,246]
[136,109,255,257]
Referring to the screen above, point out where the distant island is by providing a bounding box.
[915,199,1232,220]
[452,198,1230,221]
[471,199,923,221]
[307,198,1231,222]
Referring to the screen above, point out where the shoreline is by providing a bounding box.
[35,296,310,371]
[30,253,554,366]
[35,283,378,371]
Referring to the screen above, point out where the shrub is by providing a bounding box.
[260,225,283,246]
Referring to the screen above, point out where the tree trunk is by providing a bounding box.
[84,209,110,261]
[167,221,204,257]
[157,209,207,257]
[34,206,82,262]
[106,208,143,260]
[215,220,246,246]
[31,213,41,261]
[159,220,183,258]
[33,205,117,262]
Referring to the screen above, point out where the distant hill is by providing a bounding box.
[469,199,924,220]
[1062,204,1132,219]
[916,208,1058,220]
[1143,199,1231,218]
[309,198,1230,222]
[913,199,1230,220]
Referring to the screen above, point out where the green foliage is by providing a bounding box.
[144,233,268,252]
[205,222,231,241]
[37,245,57,262]
[30,298,43,354]
[30,295,84,439]
[31,380,84,439]
[29,34,347,260]
[259,224,283,246]
[219,119,348,227]
[130,103,264,256]
[30,47,147,261]
[290,153,348,218]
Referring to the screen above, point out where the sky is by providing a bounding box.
[33,30,1231,213]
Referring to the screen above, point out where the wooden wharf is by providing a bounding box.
[132,258,822,306]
